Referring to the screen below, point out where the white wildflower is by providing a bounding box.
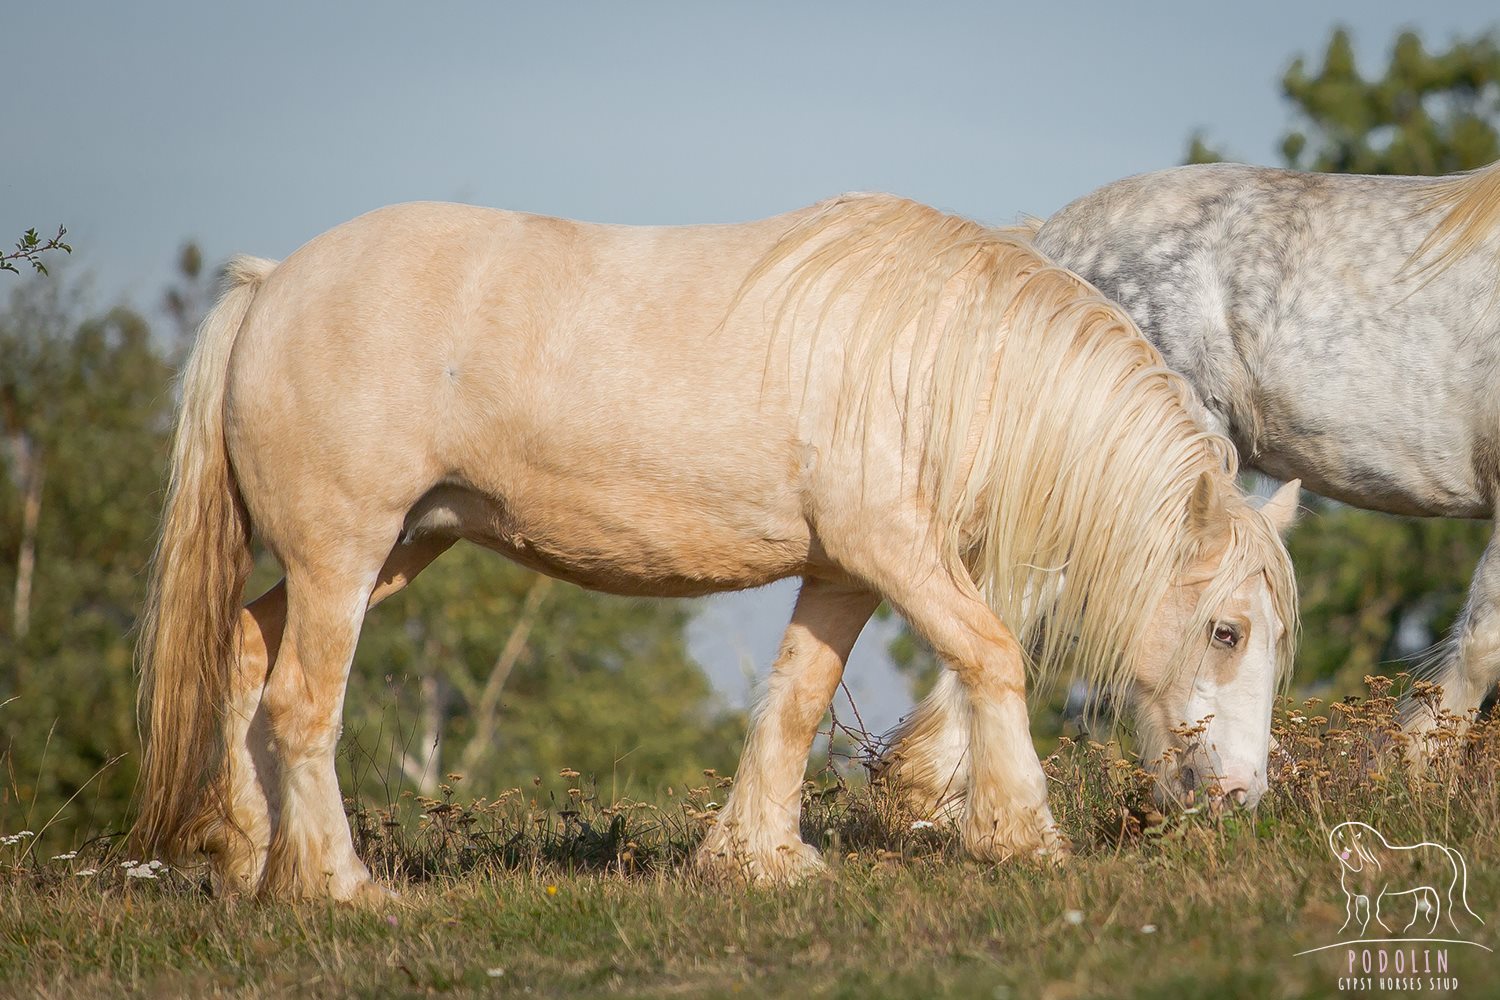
[52,852,78,861]
[75,868,98,877]
[1064,909,1084,926]
[1141,924,1157,934]
[486,968,506,978]
[910,820,935,830]
[125,864,157,879]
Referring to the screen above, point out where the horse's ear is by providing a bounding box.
[1188,471,1228,539]
[1259,479,1301,538]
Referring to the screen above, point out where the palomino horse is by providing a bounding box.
[134,194,1298,901]
[883,160,1500,813]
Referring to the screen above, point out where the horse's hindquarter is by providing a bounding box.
[1039,164,1500,517]
[225,202,821,595]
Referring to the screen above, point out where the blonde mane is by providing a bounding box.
[746,194,1296,698]
[1409,158,1500,280]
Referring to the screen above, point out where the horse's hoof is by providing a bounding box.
[696,836,826,885]
[962,808,1064,864]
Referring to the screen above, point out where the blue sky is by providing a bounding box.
[5,2,1498,730]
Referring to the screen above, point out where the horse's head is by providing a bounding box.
[1329,821,1378,872]
[1131,476,1299,812]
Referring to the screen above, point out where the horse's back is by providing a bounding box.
[226,200,800,452]
[1036,164,1500,516]
[220,201,824,589]
[1034,164,1451,363]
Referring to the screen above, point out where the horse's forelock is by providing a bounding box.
[1175,498,1298,689]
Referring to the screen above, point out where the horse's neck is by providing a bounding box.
[1149,331,1239,440]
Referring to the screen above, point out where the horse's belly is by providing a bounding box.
[415,478,813,598]
[1253,389,1492,517]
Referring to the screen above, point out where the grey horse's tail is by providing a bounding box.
[1407,157,1500,281]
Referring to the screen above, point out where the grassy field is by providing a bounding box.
[4,680,1499,999]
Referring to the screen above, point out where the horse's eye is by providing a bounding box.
[1211,623,1241,648]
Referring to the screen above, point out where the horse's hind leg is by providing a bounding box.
[212,535,454,895]
[249,521,431,902]
[698,579,879,882]
[1410,521,1500,753]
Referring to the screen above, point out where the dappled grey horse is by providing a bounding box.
[1036,160,1500,733]
[882,160,1500,812]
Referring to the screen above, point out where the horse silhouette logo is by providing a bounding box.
[1330,821,1482,937]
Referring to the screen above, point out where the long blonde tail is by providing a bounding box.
[1409,158,1500,280]
[132,255,276,860]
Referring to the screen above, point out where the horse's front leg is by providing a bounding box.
[1408,518,1500,757]
[866,551,1063,861]
[697,579,879,883]
[871,669,971,821]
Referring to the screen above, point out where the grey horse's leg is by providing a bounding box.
[1409,519,1500,749]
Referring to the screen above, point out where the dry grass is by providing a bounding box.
[3,678,1499,998]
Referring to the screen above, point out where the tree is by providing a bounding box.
[0,283,171,840]
[1187,28,1500,692]
[2,227,71,276]
[1280,29,1500,175]
[342,548,743,800]
[1191,28,1500,175]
